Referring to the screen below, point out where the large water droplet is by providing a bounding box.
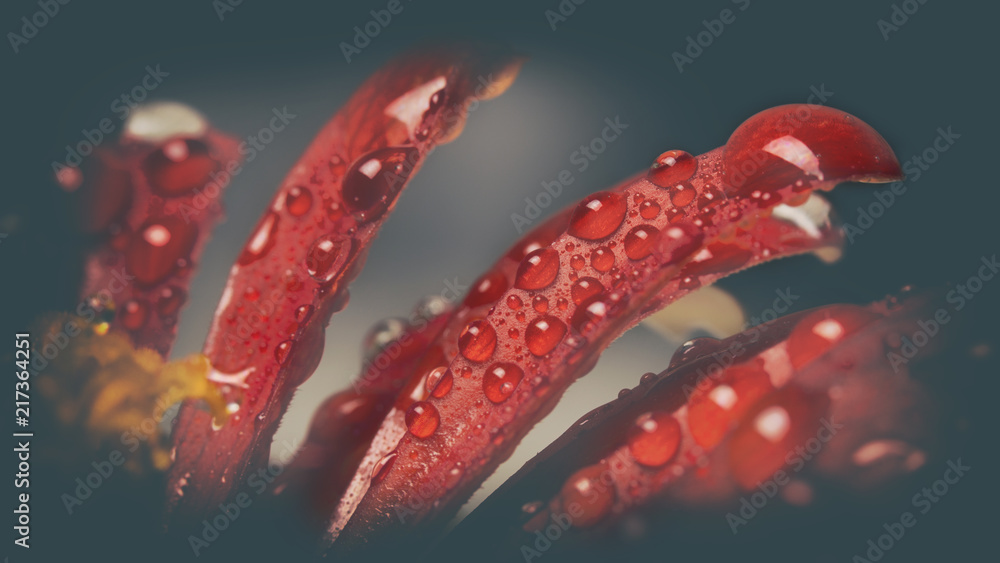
[238,211,280,266]
[371,452,398,484]
[126,216,199,286]
[624,224,660,261]
[342,146,420,222]
[425,367,453,398]
[284,185,313,216]
[143,138,217,197]
[483,363,524,403]
[405,401,440,438]
[305,234,355,285]
[525,315,566,356]
[119,299,149,330]
[464,269,509,308]
[274,340,294,366]
[568,192,627,240]
[560,465,615,527]
[514,248,560,290]
[647,150,696,188]
[571,277,604,305]
[590,246,615,272]
[627,411,681,467]
[458,319,497,362]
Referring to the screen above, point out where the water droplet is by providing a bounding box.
[284,185,313,216]
[525,315,566,356]
[305,234,355,285]
[639,200,661,219]
[627,411,682,467]
[590,246,615,272]
[483,363,524,403]
[560,465,615,527]
[568,192,627,240]
[571,277,605,305]
[697,184,726,212]
[647,150,696,188]
[570,254,586,270]
[143,138,217,197]
[532,295,549,313]
[458,319,497,362]
[119,299,149,330]
[668,182,696,208]
[371,452,398,484]
[126,217,199,286]
[238,211,280,266]
[405,401,440,438]
[274,340,294,365]
[363,317,408,361]
[464,270,509,308]
[570,295,610,334]
[425,367,453,398]
[786,305,880,369]
[508,327,520,338]
[294,304,314,324]
[342,146,420,222]
[514,248,560,290]
[624,224,660,261]
[156,286,186,317]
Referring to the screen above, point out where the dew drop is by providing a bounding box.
[126,217,199,286]
[119,299,149,330]
[668,182,696,207]
[647,150,696,188]
[506,295,523,310]
[425,367,453,398]
[294,304,314,324]
[143,138,217,197]
[627,411,682,467]
[156,286,186,317]
[532,295,549,313]
[590,246,615,272]
[525,315,567,356]
[371,452,398,484]
[284,185,313,216]
[274,340,294,366]
[570,254,586,270]
[639,200,661,219]
[305,234,355,285]
[342,146,419,222]
[514,248,560,290]
[560,465,615,527]
[405,401,440,438]
[483,363,524,403]
[624,224,660,261]
[458,319,497,362]
[568,192,627,240]
[238,211,280,266]
[571,277,605,305]
[465,269,509,308]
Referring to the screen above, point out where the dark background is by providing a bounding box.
[1,0,997,561]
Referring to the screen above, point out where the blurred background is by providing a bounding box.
[2,0,996,561]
